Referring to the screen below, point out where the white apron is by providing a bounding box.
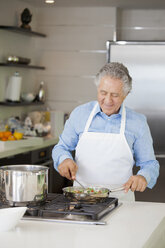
[74,102,135,201]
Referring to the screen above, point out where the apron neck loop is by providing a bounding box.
[120,104,126,135]
[84,102,98,132]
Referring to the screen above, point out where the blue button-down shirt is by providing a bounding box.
[52,101,159,189]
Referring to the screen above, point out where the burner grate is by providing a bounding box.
[36,194,118,220]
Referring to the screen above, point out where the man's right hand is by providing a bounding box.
[58,158,78,180]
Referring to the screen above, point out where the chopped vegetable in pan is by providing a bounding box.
[66,187,109,195]
[86,188,102,194]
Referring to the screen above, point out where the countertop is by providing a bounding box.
[0,136,58,159]
[0,201,165,248]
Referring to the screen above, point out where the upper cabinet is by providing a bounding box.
[0,25,46,70]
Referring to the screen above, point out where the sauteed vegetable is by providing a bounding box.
[63,186,110,202]
[65,187,109,195]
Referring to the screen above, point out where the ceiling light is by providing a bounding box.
[45,0,55,3]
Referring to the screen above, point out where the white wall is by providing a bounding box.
[117,9,165,40]
[35,6,116,113]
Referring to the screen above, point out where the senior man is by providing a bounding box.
[52,62,159,201]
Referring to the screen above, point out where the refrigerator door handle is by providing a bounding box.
[155,154,165,158]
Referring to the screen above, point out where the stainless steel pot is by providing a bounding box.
[0,164,48,206]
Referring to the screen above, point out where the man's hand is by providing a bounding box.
[58,158,78,180]
[124,175,147,193]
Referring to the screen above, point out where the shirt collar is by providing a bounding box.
[95,101,124,117]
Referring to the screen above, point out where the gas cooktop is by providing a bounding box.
[0,193,120,225]
[22,193,120,225]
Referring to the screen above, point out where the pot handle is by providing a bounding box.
[0,169,3,189]
[0,169,4,200]
[110,186,125,192]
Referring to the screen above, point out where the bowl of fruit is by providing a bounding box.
[0,131,23,142]
[0,131,24,150]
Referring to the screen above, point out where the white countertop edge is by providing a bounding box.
[0,136,58,159]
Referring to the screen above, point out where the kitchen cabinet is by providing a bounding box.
[30,145,72,193]
[0,151,31,165]
[134,156,165,203]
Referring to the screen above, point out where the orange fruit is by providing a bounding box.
[1,137,7,141]
[8,135,16,141]
[0,132,4,139]
[3,131,12,138]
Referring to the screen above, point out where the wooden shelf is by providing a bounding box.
[0,25,46,37]
[0,101,45,106]
[0,63,45,70]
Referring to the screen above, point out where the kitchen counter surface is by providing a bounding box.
[0,136,58,159]
[0,201,165,248]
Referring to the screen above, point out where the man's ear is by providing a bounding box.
[124,91,130,100]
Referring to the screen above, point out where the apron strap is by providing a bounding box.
[120,104,126,135]
[84,102,98,132]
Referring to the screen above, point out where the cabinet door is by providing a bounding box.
[134,158,165,203]
[49,161,72,193]
[0,152,31,165]
[31,145,73,194]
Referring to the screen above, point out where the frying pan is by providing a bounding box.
[63,186,124,202]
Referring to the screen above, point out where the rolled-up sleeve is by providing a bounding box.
[52,109,79,171]
[133,117,159,188]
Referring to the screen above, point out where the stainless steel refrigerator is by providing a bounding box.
[106,41,165,202]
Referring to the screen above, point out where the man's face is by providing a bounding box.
[97,76,127,116]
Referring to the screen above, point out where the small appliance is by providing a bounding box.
[5,72,22,102]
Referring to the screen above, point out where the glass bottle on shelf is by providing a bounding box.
[36,81,45,102]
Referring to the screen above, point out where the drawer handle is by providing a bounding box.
[40,160,53,166]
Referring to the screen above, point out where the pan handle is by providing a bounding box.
[110,186,125,192]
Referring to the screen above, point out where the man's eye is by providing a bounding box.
[112,94,119,97]
[101,91,106,95]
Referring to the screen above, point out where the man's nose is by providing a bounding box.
[105,95,113,104]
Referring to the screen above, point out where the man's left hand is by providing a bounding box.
[124,175,147,193]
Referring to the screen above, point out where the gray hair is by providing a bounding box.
[95,62,132,95]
